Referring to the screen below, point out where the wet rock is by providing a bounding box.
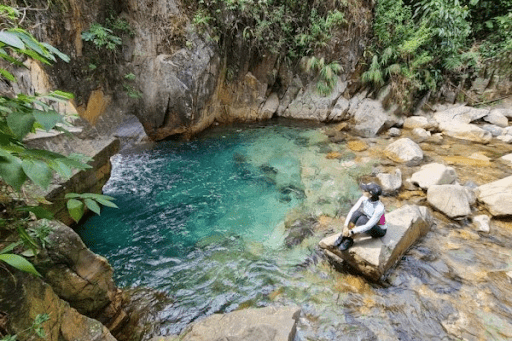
[347,139,368,152]
[319,205,433,281]
[477,175,512,217]
[170,306,300,341]
[0,271,116,341]
[483,110,508,127]
[33,220,127,330]
[403,116,438,130]
[277,76,303,116]
[412,127,431,142]
[384,138,423,163]
[410,163,457,190]
[353,99,400,137]
[285,218,315,247]
[428,133,444,144]
[427,185,471,219]
[482,124,504,137]
[388,127,401,137]
[377,168,402,194]
[259,93,279,119]
[473,215,490,233]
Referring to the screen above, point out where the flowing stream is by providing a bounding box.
[78,121,512,340]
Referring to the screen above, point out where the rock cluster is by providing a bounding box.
[319,205,433,281]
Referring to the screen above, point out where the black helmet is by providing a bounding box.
[361,182,382,197]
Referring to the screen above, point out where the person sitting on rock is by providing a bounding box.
[335,182,387,251]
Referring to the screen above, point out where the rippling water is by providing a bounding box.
[78,122,512,340]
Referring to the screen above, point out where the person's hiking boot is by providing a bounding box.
[338,237,354,251]
[334,235,345,247]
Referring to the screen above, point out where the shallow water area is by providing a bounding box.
[78,121,512,340]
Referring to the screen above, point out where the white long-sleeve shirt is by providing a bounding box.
[344,195,387,234]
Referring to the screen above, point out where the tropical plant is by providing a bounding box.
[0,313,49,340]
[304,56,343,95]
[81,23,122,51]
[0,5,117,276]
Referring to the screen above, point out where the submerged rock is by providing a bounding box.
[427,185,472,218]
[319,205,433,281]
[384,138,423,163]
[410,163,457,190]
[162,306,300,341]
[477,175,512,217]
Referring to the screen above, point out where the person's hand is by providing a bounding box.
[342,228,350,237]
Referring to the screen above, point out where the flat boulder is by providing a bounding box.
[477,175,512,217]
[410,163,457,190]
[384,138,423,163]
[403,116,438,130]
[434,105,492,143]
[319,205,432,281]
[427,185,471,218]
[484,110,509,127]
[434,105,489,124]
[172,306,300,341]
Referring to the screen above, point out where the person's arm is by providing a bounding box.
[344,196,365,227]
[351,203,385,235]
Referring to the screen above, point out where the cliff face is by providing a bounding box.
[14,0,373,141]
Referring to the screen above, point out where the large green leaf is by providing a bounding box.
[0,254,41,277]
[11,30,46,57]
[41,43,70,63]
[0,68,16,81]
[49,159,73,180]
[0,31,24,49]
[32,109,62,131]
[16,206,54,220]
[84,198,101,215]
[0,149,27,191]
[21,159,53,189]
[0,241,22,255]
[67,199,84,223]
[6,111,35,140]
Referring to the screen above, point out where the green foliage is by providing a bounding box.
[191,0,347,60]
[65,193,118,223]
[304,56,343,96]
[0,5,118,278]
[0,313,49,340]
[81,23,122,51]
[124,73,136,80]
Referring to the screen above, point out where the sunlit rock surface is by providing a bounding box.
[150,306,300,341]
[427,184,472,219]
[477,175,512,217]
[410,163,458,190]
[377,168,402,194]
[384,138,423,163]
[319,205,433,281]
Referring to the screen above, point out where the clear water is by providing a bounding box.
[78,122,512,340]
[78,122,335,334]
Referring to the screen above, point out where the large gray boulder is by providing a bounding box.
[168,306,300,341]
[490,108,512,120]
[427,185,472,218]
[482,124,505,137]
[138,34,221,140]
[477,175,512,217]
[403,116,438,130]
[319,205,433,281]
[384,138,423,163]
[353,99,400,137]
[281,79,346,121]
[484,110,509,127]
[433,105,492,143]
[410,163,457,190]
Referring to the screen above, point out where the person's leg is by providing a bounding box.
[367,224,387,238]
[354,214,369,227]
[349,210,365,225]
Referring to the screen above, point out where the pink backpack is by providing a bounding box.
[379,214,386,225]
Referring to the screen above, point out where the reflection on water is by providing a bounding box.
[78,122,512,340]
